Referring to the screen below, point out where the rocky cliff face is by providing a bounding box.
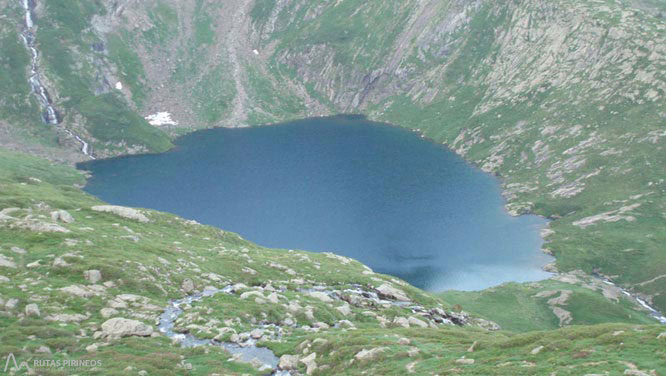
[1,0,665,314]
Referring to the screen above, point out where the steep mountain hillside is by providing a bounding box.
[250,0,666,314]
[0,0,665,373]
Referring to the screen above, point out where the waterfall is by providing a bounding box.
[598,275,666,324]
[20,0,59,125]
[19,0,94,158]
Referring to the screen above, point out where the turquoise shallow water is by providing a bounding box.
[79,115,552,291]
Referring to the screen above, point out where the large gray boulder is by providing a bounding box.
[181,278,194,293]
[100,318,153,339]
[92,205,149,223]
[355,347,387,362]
[25,303,40,317]
[45,313,89,323]
[299,353,317,375]
[84,270,102,284]
[15,219,70,233]
[0,255,16,269]
[308,291,333,303]
[60,285,94,298]
[376,283,410,302]
[51,210,74,223]
[408,316,428,328]
[278,355,299,370]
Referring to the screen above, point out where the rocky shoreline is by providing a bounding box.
[154,280,498,374]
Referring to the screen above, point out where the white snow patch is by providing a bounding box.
[253,49,259,55]
[115,82,123,90]
[145,112,178,126]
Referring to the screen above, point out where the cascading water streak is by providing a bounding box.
[19,0,59,125]
[18,0,94,158]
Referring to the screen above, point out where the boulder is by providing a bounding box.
[287,301,302,313]
[5,298,19,310]
[376,315,390,327]
[338,320,355,328]
[60,285,94,298]
[304,307,315,321]
[0,255,17,269]
[116,294,146,303]
[393,316,410,328]
[45,313,89,323]
[406,361,417,374]
[181,278,194,293]
[84,270,102,284]
[313,322,329,329]
[355,347,387,362]
[531,345,544,355]
[308,291,333,303]
[299,353,317,375]
[91,205,149,222]
[15,220,70,233]
[240,291,264,300]
[267,292,279,304]
[624,370,652,376]
[25,303,40,317]
[213,327,237,341]
[53,257,71,267]
[108,299,128,309]
[51,210,74,223]
[456,358,475,365]
[250,329,264,339]
[336,303,352,316]
[100,308,119,318]
[10,247,26,254]
[376,284,410,302]
[100,318,153,339]
[408,316,428,328]
[473,317,501,331]
[278,354,299,370]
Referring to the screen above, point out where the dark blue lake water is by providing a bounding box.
[79,116,552,291]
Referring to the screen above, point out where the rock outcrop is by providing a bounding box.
[92,205,149,222]
[376,284,410,302]
[99,318,154,339]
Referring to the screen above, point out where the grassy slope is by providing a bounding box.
[268,324,666,375]
[441,280,656,333]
